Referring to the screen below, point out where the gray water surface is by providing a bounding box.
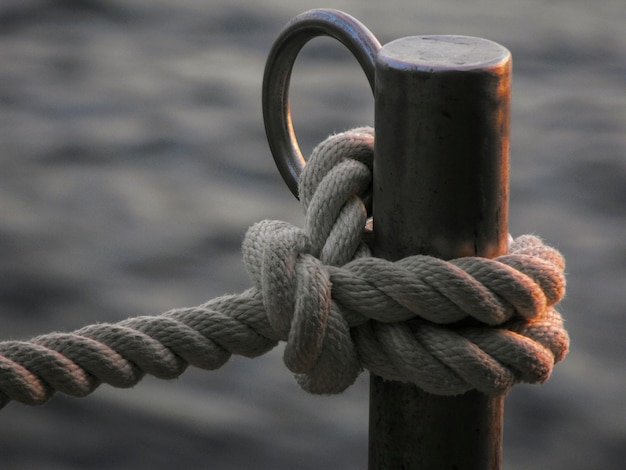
[0,1,624,468]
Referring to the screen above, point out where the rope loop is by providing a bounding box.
[0,127,568,407]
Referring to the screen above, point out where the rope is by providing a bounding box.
[0,127,568,407]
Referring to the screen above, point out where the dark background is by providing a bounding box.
[0,0,624,468]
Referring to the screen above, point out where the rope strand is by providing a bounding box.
[0,128,568,407]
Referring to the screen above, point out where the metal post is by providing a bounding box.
[370,36,511,469]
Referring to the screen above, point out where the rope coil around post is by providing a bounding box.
[0,128,568,408]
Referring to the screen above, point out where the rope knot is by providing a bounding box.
[243,127,568,396]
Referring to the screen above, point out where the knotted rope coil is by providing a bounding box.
[0,127,568,408]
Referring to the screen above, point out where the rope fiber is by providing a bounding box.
[0,127,568,407]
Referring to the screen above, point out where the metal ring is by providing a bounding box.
[262,9,381,198]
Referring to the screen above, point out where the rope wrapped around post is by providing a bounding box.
[0,128,568,408]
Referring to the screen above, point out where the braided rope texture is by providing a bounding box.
[0,127,568,407]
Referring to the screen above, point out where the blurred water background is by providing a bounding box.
[0,0,624,468]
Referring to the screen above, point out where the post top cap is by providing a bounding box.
[378,35,510,72]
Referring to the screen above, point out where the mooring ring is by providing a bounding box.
[262,9,381,198]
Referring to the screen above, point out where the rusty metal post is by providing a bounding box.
[262,10,511,467]
[370,36,511,469]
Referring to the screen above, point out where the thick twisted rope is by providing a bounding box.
[0,127,568,407]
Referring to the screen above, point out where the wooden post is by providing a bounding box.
[370,36,511,469]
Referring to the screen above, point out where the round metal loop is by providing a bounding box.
[262,9,381,198]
